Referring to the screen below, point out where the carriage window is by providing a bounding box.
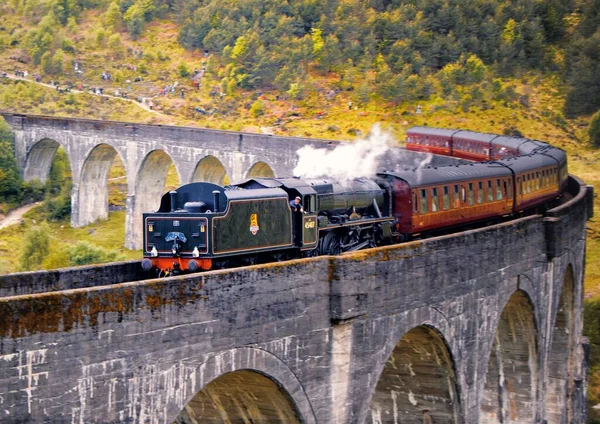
[507,179,513,198]
[420,189,428,213]
[468,183,474,205]
[542,170,546,187]
[413,192,418,213]
[536,172,540,190]
[477,181,484,204]
[487,180,494,202]
[453,185,460,208]
[518,177,523,195]
[496,179,502,200]
[431,188,439,212]
[442,186,450,210]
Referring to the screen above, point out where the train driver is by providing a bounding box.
[290,196,304,213]
[290,196,304,246]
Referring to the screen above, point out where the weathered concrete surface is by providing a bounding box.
[0,261,148,297]
[0,113,459,249]
[0,177,592,423]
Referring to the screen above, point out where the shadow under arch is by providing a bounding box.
[480,290,538,423]
[23,138,67,183]
[367,325,462,424]
[132,149,180,247]
[169,347,316,424]
[546,264,576,423]
[246,161,275,179]
[192,155,230,185]
[76,143,125,227]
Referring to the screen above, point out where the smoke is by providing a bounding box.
[293,124,436,180]
[293,124,394,180]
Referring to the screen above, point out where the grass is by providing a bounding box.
[0,209,140,275]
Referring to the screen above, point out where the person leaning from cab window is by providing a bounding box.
[290,196,304,213]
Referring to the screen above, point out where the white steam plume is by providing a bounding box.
[293,124,394,180]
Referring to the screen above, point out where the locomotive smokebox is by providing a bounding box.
[169,190,177,212]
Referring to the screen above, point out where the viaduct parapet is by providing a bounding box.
[0,176,593,423]
[0,113,456,250]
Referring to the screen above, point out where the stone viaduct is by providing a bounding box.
[0,174,593,423]
[1,113,449,251]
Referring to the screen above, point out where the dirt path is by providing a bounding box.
[2,74,166,116]
[0,202,41,231]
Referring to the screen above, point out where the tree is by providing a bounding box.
[354,81,370,110]
[124,4,145,39]
[590,110,600,147]
[0,118,21,201]
[104,1,122,29]
[19,223,51,271]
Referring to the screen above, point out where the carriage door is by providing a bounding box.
[302,194,318,247]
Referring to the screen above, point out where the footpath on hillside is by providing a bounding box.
[0,202,41,231]
[1,73,168,117]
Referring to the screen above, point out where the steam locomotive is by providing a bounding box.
[142,127,567,274]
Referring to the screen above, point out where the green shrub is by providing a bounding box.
[67,241,122,266]
[45,194,71,221]
[589,110,600,147]
[19,222,51,271]
[250,99,265,117]
[177,62,190,77]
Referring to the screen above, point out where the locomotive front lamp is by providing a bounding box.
[150,246,158,257]
[192,246,200,257]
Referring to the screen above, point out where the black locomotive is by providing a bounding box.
[141,177,394,274]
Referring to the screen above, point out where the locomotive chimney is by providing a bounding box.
[212,190,220,212]
[170,190,177,212]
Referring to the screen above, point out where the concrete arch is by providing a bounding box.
[23,138,65,183]
[174,370,302,423]
[546,264,576,423]
[246,161,276,178]
[367,325,462,424]
[131,149,180,248]
[74,143,125,227]
[192,155,230,185]
[167,348,316,424]
[480,290,538,423]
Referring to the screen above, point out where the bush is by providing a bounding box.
[250,99,265,117]
[590,110,600,147]
[177,62,190,78]
[67,241,122,266]
[45,194,71,221]
[19,222,51,271]
[41,241,125,269]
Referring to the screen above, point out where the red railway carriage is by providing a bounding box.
[504,155,562,212]
[489,136,547,160]
[406,127,457,156]
[378,162,514,237]
[451,131,498,161]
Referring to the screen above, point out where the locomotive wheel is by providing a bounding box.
[320,232,342,256]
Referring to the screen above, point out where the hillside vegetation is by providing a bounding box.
[0,0,599,414]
